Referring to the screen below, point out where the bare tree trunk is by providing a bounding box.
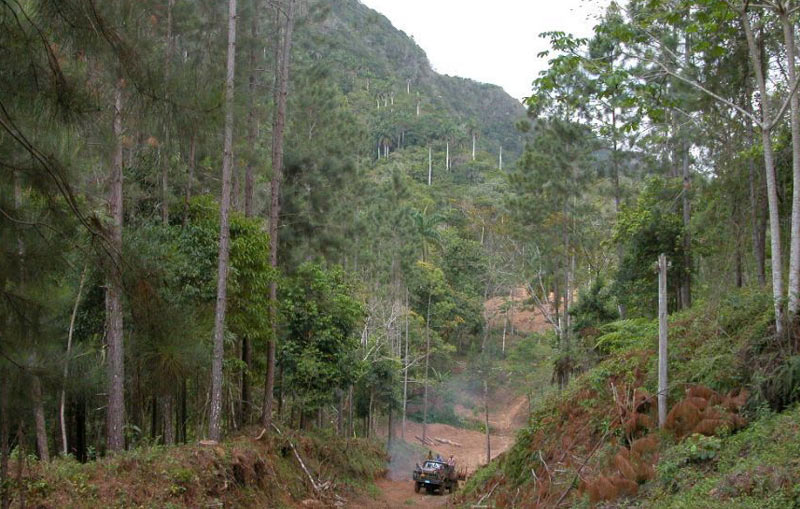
[499,145,503,170]
[402,288,409,441]
[472,132,476,161]
[483,379,490,464]
[612,112,627,318]
[106,77,126,452]
[782,8,800,320]
[446,141,450,171]
[501,289,511,355]
[658,254,668,428]
[680,36,692,309]
[61,266,87,456]
[208,0,238,442]
[742,9,785,336]
[746,84,767,286]
[263,0,295,429]
[422,292,431,443]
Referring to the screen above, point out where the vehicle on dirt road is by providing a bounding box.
[412,460,463,495]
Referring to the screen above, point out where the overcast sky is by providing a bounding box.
[359,0,611,102]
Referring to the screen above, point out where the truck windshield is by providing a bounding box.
[423,461,443,469]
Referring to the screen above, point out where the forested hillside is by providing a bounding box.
[5,0,800,508]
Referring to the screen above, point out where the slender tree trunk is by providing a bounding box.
[106,77,126,452]
[742,9,785,336]
[446,141,450,171]
[29,376,49,461]
[483,378,490,464]
[208,0,238,442]
[61,266,87,456]
[746,85,767,285]
[681,141,691,308]
[680,36,692,308]
[658,254,668,428]
[501,289,511,355]
[263,0,295,429]
[499,145,503,170]
[612,114,627,318]
[402,288,409,441]
[422,292,431,443]
[472,132,476,161]
[782,9,800,320]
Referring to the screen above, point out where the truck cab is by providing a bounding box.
[412,460,457,494]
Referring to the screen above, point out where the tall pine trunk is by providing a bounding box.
[264,0,295,429]
[106,77,126,452]
[208,0,238,442]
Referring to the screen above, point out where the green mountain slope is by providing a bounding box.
[295,0,527,163]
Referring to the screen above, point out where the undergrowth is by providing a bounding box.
[6,429,387,508]
[458,289,800,508]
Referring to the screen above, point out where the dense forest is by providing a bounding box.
[4,0,800,507]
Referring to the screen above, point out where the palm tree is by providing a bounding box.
[410,207,445,262]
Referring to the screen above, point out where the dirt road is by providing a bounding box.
[348,392,528,508]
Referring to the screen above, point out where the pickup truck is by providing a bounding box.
[412,460,458,495]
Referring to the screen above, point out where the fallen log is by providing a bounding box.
[433,437,462,447]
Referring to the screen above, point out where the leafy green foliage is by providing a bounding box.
[613,177,689,316]
[280,263,364,409]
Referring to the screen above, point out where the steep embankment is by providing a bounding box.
[459,290,800,507]
[11,431,386,508]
